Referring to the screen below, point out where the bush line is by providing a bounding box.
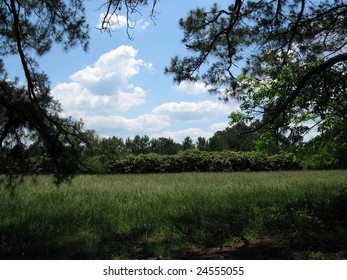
[107,150,300,174]
[9,150,300,175]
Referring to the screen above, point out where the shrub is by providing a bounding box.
[108,150,300,174]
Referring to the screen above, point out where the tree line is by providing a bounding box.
[1,120,345,176]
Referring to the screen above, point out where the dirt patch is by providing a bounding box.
[156,238,346,260]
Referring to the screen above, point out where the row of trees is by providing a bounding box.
[82,122,260,157]
[1,119,345,176]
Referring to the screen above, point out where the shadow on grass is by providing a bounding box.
[0,225,157,259]
[167,188,347,260]
[0,213,159,260]
[1,188,346,260]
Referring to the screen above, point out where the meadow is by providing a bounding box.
[0,170,346,259]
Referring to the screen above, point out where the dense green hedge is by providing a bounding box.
[108,150,300,173]
[0,150,300,175]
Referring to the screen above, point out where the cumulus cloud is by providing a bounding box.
[83,114,170,133]
[51,45,176,136]
[52,45,150,116]
[176,80,212,95]
[53,83,146,116]
[69,46,147,95]
[152,100,235,121]
[51,45,239,140]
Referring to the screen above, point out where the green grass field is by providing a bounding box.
[1,170,346,259]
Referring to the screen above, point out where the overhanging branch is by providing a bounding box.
[252,52,347,132]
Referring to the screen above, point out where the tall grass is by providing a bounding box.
[0,170,346,259]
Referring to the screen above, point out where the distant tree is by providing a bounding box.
[182,136,195,151]
[297,117,347,169]
[79,134,126,173]
[196,136,208,151]
[150,137,181,155]
[208,123,259,152]
[99,136,126,158]
[208,131,229,151]
[126,135,151,155]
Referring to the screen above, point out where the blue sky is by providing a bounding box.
[6,0,240,143]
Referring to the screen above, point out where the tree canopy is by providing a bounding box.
[165,0,347,138]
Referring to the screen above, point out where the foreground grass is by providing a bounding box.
[0,171,346,259]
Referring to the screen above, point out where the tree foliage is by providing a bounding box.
[0,72,85,183]
[165,0,347,137]
[208,122,260,151]
[0,0,90,183]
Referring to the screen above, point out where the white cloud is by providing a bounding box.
[210,122,230,132]
[54,84,147,116]
[176,80,212,95]
[98,13,150,31]
[69,46,146,95]
[52,46,150,116]
[83,114,170,133]
[152,100,235,121]
[137,19,150,30]
[51,45,168,137]
[117,87,147,111]
[98,13,128,30]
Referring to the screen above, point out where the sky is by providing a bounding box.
[5,0,240,143]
